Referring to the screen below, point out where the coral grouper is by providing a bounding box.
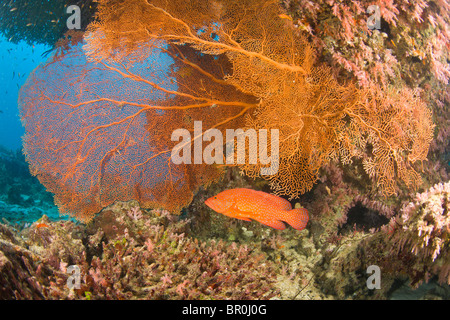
[205,188,309,230]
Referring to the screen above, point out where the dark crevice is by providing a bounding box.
[338,203,389,235]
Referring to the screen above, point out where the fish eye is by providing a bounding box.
[214,196,217,199]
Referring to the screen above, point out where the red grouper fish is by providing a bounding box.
[205,188,309,230]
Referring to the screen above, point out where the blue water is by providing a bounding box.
[0,35,49,151]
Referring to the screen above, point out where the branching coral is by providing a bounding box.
[0,205,280,299]
[400,181,450,262]
[382,181,450,285]
[86,226,279,299]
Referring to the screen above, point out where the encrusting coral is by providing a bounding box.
[19,0,434,221]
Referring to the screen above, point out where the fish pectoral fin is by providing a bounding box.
[226,204,252,221]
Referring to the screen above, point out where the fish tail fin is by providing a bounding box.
[281,208,309,230]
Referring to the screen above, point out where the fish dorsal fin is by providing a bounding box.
[253,190,292,210]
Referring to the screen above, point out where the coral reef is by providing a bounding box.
[1,175,449,299]
[400,181,450,262]
[0,203,280,299]
[382,181,450,286]
[283,0,449,193]
[284,0,449,87]
[282,0,449,195]
[2,0,448,301]
[20,0,434,222]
